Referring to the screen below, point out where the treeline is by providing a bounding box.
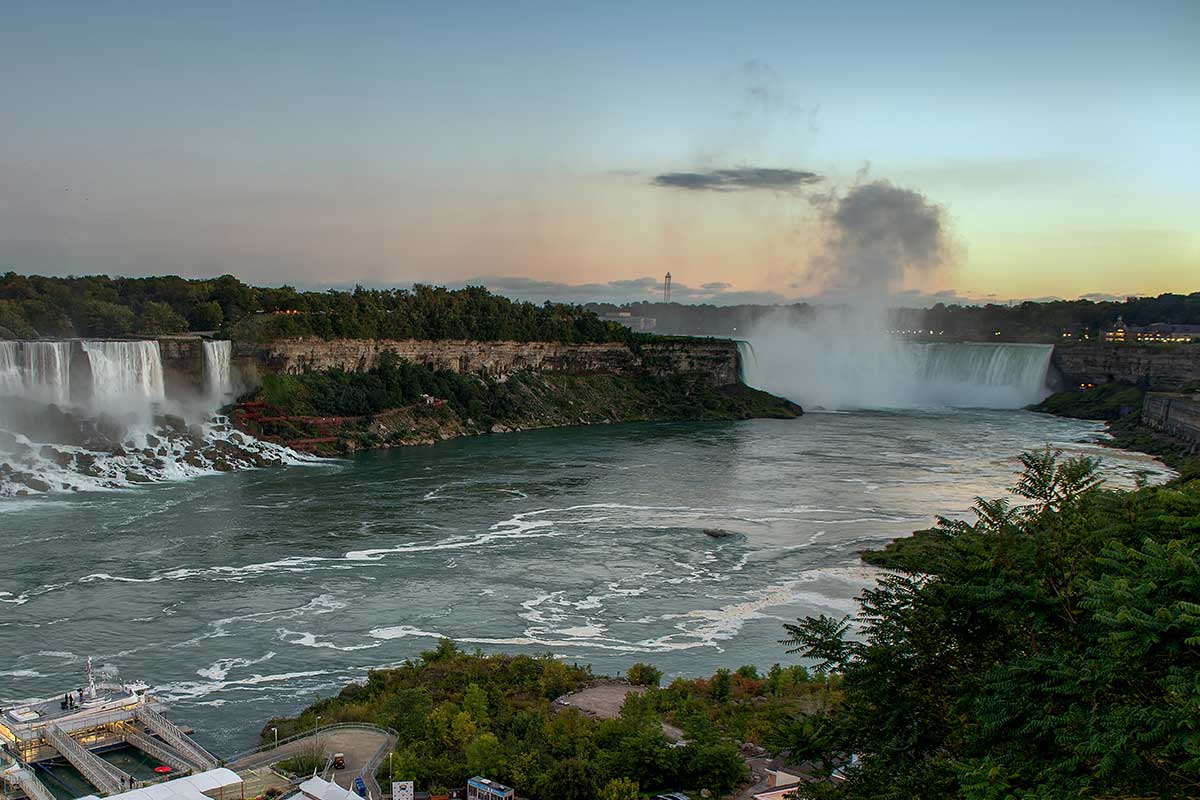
[265,640,833,799]
[784,449,1200,798]
[588,292,1200,342]
[0,273,637,344]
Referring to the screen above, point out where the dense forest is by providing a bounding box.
[264,640,834,799]
[0,273,638,344]
[785,449,1200,799]
[588,292,1200,342]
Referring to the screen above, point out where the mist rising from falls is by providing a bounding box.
[1,338,305,497]
[739,319,1053,410]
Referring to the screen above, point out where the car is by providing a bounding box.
[332,753,346,770]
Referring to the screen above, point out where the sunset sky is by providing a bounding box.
[2,1,1197,305]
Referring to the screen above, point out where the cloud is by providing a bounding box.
[702,281,732,290]
[651,167,823,192]
[806,180,950,296]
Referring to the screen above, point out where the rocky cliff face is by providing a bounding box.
[230,337,742,385]
[1051,344,1200,391]
[1142,392,1200,453]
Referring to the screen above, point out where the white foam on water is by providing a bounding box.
[197,652,277,681]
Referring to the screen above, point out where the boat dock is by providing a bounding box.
[1,662,218,800]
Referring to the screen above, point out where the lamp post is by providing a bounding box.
[315,715,321,739]
[271,727,278,750]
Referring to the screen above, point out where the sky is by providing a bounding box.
[1,1,1197,306]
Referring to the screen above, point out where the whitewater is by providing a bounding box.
[0,406,1172,753]
[0,339,309,496]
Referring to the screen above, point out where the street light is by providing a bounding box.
[271,727,278,750]
[315,715,321,736]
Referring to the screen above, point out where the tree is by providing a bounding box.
[597,777,640,800]
[626,663,662,687]
[137,301,188,335]
[465,733,505,778]
[188,300,224,330]
[780,450,1200,798]
[77,298,135,337]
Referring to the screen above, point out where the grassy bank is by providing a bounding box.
[1029,382,1199,475]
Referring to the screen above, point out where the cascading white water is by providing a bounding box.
[81,340,166,404]
[2,338,312,496]
[0,341,73,405]
[202,340,233,401]
[0,341,21,397]
[741,330,1054,410]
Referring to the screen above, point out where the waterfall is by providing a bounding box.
[0,341,20,397]
[915,344,1054,405]
[740,330,1054,410]
[734,340,758,384]
[203,340,233,401]
[81,340,165,404]
[0,341,73,405]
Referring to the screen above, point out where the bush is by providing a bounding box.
[627,663,663,687]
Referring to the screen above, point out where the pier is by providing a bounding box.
[0,662,221,800]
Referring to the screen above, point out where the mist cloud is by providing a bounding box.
[807,180,950,296]
[652,167,823,192]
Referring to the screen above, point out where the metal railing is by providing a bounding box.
[135,707,219,771]
[43,724,128,796]
[226,723,398,764]
[123,730,193,774]
[9,768,57,800]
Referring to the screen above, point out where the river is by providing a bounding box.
[0,410,1172,753]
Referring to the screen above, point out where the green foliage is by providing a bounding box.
[0,272,642,344]
[1029,382,1145,420]
[626,663,662,687]
[243,350,800,454]
[137,301,189,335]
[597,777,641,800]
[783,450,1200,799]
[264,641,829,799]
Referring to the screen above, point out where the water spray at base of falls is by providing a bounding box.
[1,339,310,497]
[739,319,1054,410]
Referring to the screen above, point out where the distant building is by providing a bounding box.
[466,776,513,800]
[1103,317,1200,343]
[600,311,657,332]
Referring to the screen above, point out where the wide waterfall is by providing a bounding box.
[202,340,233,401]
[1,338,310,496]
[740,333,1054,410]
[81,340,166,404]
[0,341,73,405]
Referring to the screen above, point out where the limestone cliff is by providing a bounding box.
[226,337,742,386]
[1051,343,1200,390]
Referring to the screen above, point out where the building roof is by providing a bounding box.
[294,775,361,800]
[77,769,242,800]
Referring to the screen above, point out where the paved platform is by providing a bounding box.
[229,729,395,799]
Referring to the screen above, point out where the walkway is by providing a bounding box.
[229,727,396,799]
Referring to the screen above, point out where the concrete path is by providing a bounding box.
[229,728,396,799]
[555,682,685,742]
